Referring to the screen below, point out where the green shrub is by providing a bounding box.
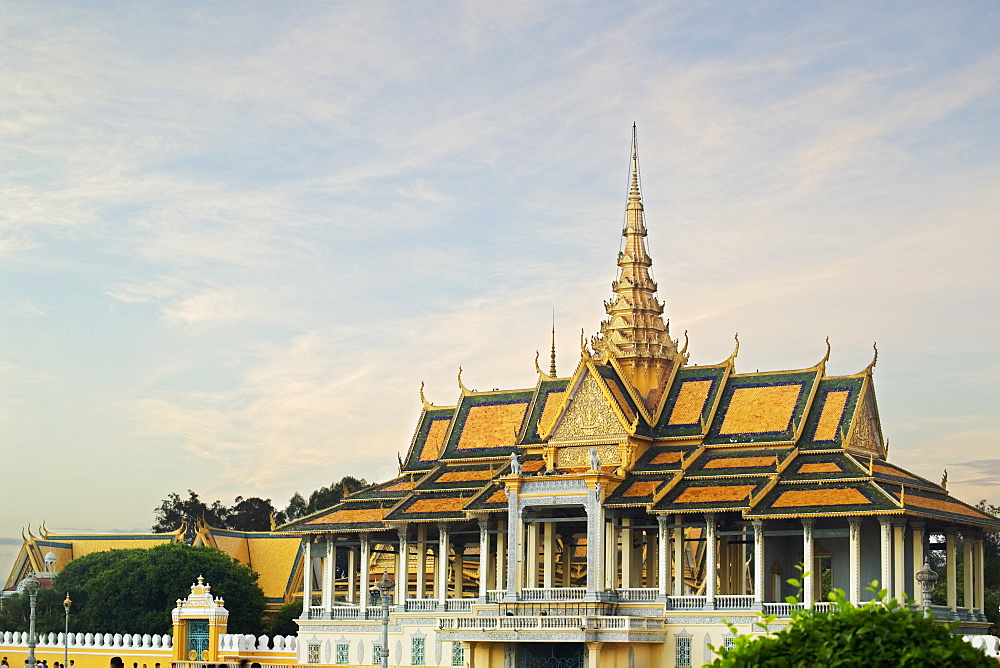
[709,583,994,667]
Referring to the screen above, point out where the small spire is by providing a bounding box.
[628,123,641,204]
[550,311,557,377]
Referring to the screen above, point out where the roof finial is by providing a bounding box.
[628,122,641,204]
[550,311,557,377]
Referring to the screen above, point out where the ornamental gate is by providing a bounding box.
[186,619,209,660]
[517,643,585,668]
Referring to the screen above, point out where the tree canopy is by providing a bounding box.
[152,476,370,538]
[0,543,265,636]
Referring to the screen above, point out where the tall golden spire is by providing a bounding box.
[592,125,682,397]
[549,312,557,377]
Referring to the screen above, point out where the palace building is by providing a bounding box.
[280,131,1000,668]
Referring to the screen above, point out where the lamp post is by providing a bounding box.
[375,570,394,668]
[18,574,41,668]
[63,593,72,668]
[915,555,940,611]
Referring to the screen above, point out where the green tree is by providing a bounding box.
[267,600,302,637]
[227,496,280,531]
[709,585,994,667]
[302,476,369,516]
[152,490,229,541]
[282,492,308,523]
[0,544,266,636]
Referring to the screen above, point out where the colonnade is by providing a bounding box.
[299,514,989,618]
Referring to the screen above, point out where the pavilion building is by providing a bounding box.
[282,131,1000,668]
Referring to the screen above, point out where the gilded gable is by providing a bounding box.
[550,373,627,440]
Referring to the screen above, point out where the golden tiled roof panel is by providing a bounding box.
[704,455,775,469]
[675,484,757,504]
[437,469,495,483]
[812,390,850,441]
[668,380,713,425]
[304,506,388,525]
[772,488,870,508]
[798,462,842,474]
[718,385,802,435]
[457,402,528,450]
[383,480,416,492]
[537,390,566,435]
[420,418,451,461]
[652,451,684,465]
[623,480,661,498]
[244,536,302,601]
[898,489,1000,525]
[405,497,468,514]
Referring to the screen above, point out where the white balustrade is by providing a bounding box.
[715,595,755,610]
[486,590,505,603]
[308,605,324,619]
[328,606,360,619]
[520,587,587,601]
[667,595,707,610]
[445,599,472,612]
[617,588,659,602]
[404,598,439,611]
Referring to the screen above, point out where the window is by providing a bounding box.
[724,636,735,651]
[411,637,425,666]
[335,643,349,665]
[675,636,691,667]
[452,641,464,666]
[307,643,320,664]
[372,643,383,665]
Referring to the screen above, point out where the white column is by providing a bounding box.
[848,519,861,604]
[495,520,506,591]
[604,518,618,590]
[542,521,555,588]
[657,516,670,599]
[946,530,957,611]
[323,536,335,613]
[672,520,684,596]
[478,518,490,599]
[963,531,974,610]
[752,519,764,605]
[526,520,539,589]
[347,542,357,603]
[562,535,574,587]
[646,527,657,589]
[438,524,450,604]
[359,534,371,615]
[454,544,465,599]
[893,521,906,603]
[878,517,892,599]
[416,524,428,598]
[704,513,717,606]
[585,487,606,597]
[396,528,408,603]
[802,519,815,605]
[620,518,634,589]
[300,536,312,618]
[910,522,924,604]
[506,503,523,598]
[975,534,985,614]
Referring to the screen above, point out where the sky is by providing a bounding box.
[1,2,998,576]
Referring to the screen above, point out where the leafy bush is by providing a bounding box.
[710,582,994,667]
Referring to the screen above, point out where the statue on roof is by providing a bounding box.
[509,451,521,475]
[589,447,601,472]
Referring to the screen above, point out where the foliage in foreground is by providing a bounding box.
[1,543,265,636]
[709,583,993,668]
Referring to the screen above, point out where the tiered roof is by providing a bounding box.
[280,131,1000,536]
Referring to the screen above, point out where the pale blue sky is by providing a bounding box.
[1,2,998,574]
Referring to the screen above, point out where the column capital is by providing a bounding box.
[478,516,489,529]
[703,511,716,523]
[847,517,862,528]
[801,517,815,529]
[751,518,763,530]
[656,514,670,528]
[909,521,925,531]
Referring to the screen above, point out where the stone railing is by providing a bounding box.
[444,599,473,612]
[666,595,706,610]
[486,590,505,603]
[438,616,664,632]
[715,595,755,610]
[404,598,439,611]
[617,588,659,602]
[520,587,587,601]
[0,631,173,649]
[217,634,297,654]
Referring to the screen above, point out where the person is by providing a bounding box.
[110,657,124,668]
[2,657,8,668]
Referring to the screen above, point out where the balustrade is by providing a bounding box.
[666,595,706,610]
[714,595,755,610]
[617,588,659,602]
[520,587,587,601]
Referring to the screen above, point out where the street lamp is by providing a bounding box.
[63,593,72,668]
[18,574,41,668]
[915,555,940,611]
[375,570,394,668]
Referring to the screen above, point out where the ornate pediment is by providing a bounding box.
[550,372,628,441]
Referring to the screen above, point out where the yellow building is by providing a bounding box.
[281,130,1000,668]
[5,521,304,618]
